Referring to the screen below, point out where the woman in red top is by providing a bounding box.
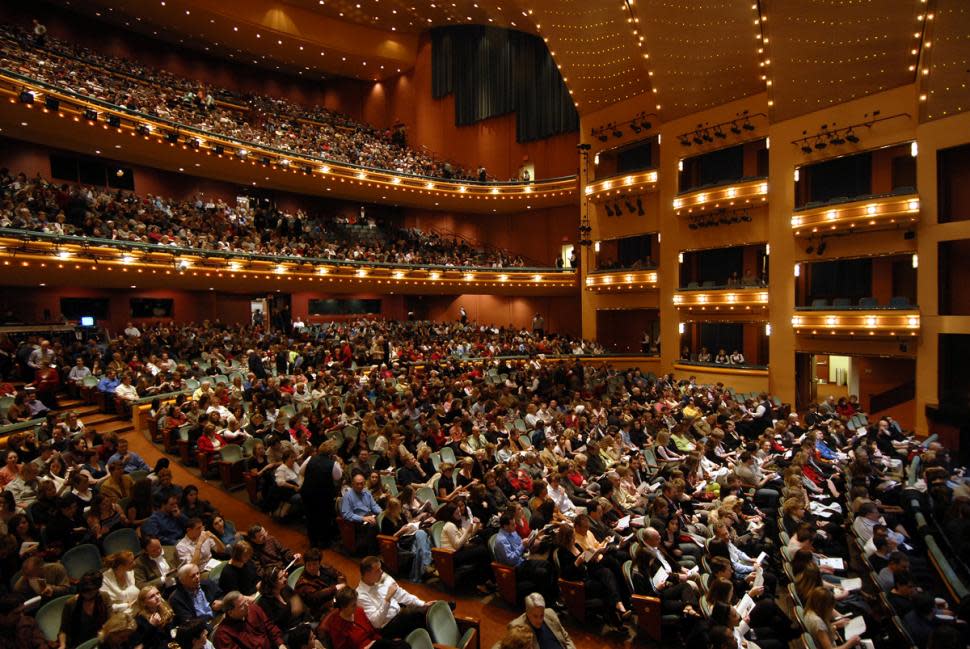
[30,361,60,409]
[323,588,381,649]
[197,422,227,456]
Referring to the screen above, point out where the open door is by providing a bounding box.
[795,352,815,412]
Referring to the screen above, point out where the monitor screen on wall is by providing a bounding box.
[308,299,381,315]
[130,298,174,318]
[60,297,110,320]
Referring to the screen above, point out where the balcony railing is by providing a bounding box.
[673,287,769,313]
[0,228,576,290]
[0,70,577,205]
[791,309,920,339]
[791,191,919,236]
[673,177,768,216]
[585,170,658,203]
[584,269,658,292]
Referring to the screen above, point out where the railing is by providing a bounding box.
[674,359,769,371]
[791,190,919,235]
[869,380,916,414]
[0,228,571,274]
[0,69,577,197]
[673,177,768,216]
[791,309,920,338]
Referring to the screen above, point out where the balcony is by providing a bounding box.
[790,191,920,236]
[0,71,577,214]
[584,269,658,293]
[673,178,768,216]
[585,170,658,203]
[0,229,577,295]
[673,286,769,315]
[791,308,920,339]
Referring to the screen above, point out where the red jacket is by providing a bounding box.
[322,607,381,649]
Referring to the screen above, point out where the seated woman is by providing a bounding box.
[437,501,492,589]
[255,565,310,631]
[552,523,631,625]
[323,588,383,649]
[803,586,862,649]
[180,484,217,525]
[631,538,700,617]
[209,514,241,549]
[380,497,434,582]
[294,547,346,618]
[218,540,260,596]
[101,551,140,612]
[60,571,112,649]
[272,448,302,519]
[130,585,175,649]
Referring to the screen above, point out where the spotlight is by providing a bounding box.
[189,138,201,149]
[702,131,713,143]
[303,165,312,175]
[730,122,741,135]
[166,131,179,143]
[714,128,726,139]
[44,96,59,111]
[612,128,623,138]
[816,241,827,255]
[814,138,827,150]
[680,137,691,147]
[640,121,651,130]
[801,144,814,154]
[604,204,614,217]
[692,133,704,145]
[630,121,642,134]
[625,199,636,213]
[19,90,34,104]
[830,133,846,145]
[84,108,98,121]
[806,243,815,255]
[741,213,752,222]
[597,132,608,142]
[261,156,271,166]
[688,220,698,230]
[213,144,225,155]
[136,123,151,136]
[637,197,644,216]
[845,130,859,144]
[107,114,121,128]
[614,202,623,215]
[742,121,755,131]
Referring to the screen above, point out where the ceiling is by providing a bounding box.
[40,0,970,122]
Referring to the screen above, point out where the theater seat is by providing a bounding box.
[621,560,665,643]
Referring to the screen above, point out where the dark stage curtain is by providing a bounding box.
[431,26,578,143]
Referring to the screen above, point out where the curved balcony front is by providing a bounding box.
[673,178,768,217]
[791,308,920,339]
[0,71,578,214]
[584,269,658,293]
[585,170,658,203]
[791,192,920,236]
[673,286,769,315]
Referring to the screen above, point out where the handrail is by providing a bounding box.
[793,188,918,212]
[0,228,573,273]
[0,68,576,189]
[674,359,770,372]
[677,175,768,197]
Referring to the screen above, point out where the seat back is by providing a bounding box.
[621,559,636,593]
[62,543,102,580]
[430,521,446,548]
[439,447,456,465]
[406,628,435,649]
[103,528,141,555]
[220,445,243,463]
[488,534,499,560]
[207,560,227,583]
[426,600,459,647]
[36,594,73,642]
[288,565,305,589]
[75,638,100,649]
[416,486,438,510]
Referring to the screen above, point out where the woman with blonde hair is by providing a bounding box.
[101,551,140,612]
[131,585,175,648]
[97,612,138,649]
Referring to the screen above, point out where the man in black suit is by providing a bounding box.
[301,440,341,548]
[168,563,222,625]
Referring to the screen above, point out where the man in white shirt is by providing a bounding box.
[356,555,434,639]
[115,375,140,403]
[124,322,141,338]
[67,358,91,386]
[176,518,225,569]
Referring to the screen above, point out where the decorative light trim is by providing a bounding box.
[791,194,919,235]
[791,309,920,338]
[585,170,658,202]
[674,178,768,216]
[584,270,658,293]
[673,287,769,312]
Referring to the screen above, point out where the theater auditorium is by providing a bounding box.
[0,1,967,648]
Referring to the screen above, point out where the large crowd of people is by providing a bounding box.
[0,169,537,268]
[0,23,501,182]
[0,316,966,649]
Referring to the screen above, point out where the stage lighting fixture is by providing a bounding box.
[84,108,98,121]
[641,121,651,130]
[625,200,636,213]
[814,138,827,150]
[614,202,623,215]
[680,137,691,147]
[741,213,752,222]
[136,123,150,136]
[742,120,755,131]
[612,128,623,138]
[107,114,121,128]
[702,131,713,143]
[189,137,201,149]
[692,133,704,145]
[730,122,741,135]
[19,90,34,104]
[714,128,726,139]
[830,133,846,145]
[213,144,225,155]
[845,130,859,143]
[817,241,827,255]
[597,132,609,142]
[261,156,271,166]
[801,144,814,154]
[604,204,614,217]
[637,198,644,216]
[688,220,698,230]
[44,96,59,111]
[165,131,179,143]
[805,242,815,254]
[630,121,642,134]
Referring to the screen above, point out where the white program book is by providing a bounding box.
[844,615,866,640]
[652,567,669,590]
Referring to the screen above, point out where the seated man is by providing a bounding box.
[177,517,226,569]
[134,536,177,593]
[168,563,222,625]
[97,368,120,395]
[340,471,382,554]
[107,437,151,474]
[13,554,71,600]
[355,555,431,639]
[142,494,189,546]
[246,524,301,571]
[294,547,346,618]
[493,511,557,604]
[508,593,576,649]
[212,590,285,649]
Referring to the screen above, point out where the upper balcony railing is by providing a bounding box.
[0,228,576,292]
[673,177,768,216]
[585,169,658,203]
[791,189,919,236]
[673,286,769,313]
[0,70,577,212]
[584,268,658,292]
[791,309,920,339]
